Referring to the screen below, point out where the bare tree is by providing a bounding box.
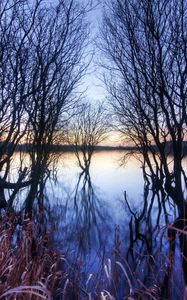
[101,0,187,215]
[24,0,90,214]
[0,0,90,213]
[67,102,108,172]
[0,0,42,209]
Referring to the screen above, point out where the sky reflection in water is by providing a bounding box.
[48,151,186,299]
[10,151,187,298]
[55,151,144,223]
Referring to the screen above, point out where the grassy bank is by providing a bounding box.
[0,214,62,299]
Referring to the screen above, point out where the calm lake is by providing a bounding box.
[55,150,144,220]
[11,150,187,298]
[49,150,182,223]
[48,151,186,299]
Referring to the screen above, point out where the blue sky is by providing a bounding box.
[83,0,107,103]
[45,0,107,103]
[45,0,121,145]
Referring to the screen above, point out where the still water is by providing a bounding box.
[50,150,181,225]
[54,151,144,221]
[46,151,186,299]
[11,151,187,298]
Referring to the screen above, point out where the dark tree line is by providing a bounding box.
[101,0,187,216]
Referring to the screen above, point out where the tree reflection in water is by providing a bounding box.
[117,179,187,300]
[30,161,187,299]
[70,169,112,254]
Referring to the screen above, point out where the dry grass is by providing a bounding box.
[0,212,186,300]
[0,213,62,299]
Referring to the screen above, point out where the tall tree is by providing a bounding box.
[101,0,187,215]
[0,0,90,213]
[0,0,41,209]
[25,0,89,214]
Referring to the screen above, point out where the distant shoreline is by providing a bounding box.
[5,141,187,154]
[14,144,136,152]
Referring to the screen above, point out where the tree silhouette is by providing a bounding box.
[67,102,108,172]
[101,0,187,215]
[0,0,90,213]
[0,0,42,209]
[24,0,89,214]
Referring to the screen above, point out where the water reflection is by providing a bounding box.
[118,189,187,299]
[4,151,187,298]
[70,169,112,253]
[49,168,113,262]
[31,152,187,299]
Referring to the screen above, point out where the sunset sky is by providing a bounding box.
[79,1,122,146]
